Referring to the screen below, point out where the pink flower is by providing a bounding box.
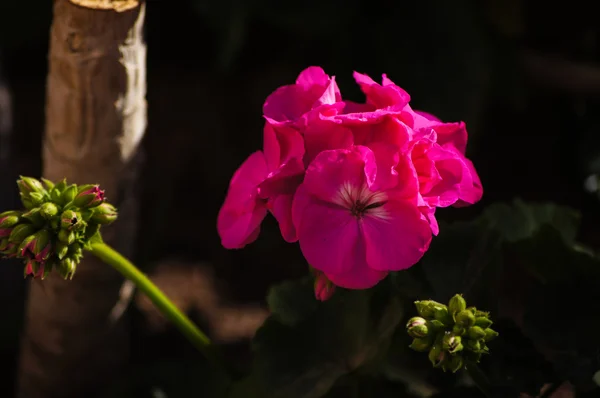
[292,145,432,289]
[263,67,343,128]
[217,123,305,248]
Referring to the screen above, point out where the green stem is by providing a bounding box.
[89,242,227,374]
[465,361,494,398]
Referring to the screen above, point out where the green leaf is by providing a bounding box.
[481,199,580,243]
[252,280,403,398]
[267,276,318,327]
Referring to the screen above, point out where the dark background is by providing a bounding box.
[1,0,600,396]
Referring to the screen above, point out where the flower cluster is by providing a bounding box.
[217,67,482,293]
[0,177,117,279]
[407,294,498,372]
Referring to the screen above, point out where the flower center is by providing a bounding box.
[351,199,385,218]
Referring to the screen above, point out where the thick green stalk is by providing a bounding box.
[89,242,227,374]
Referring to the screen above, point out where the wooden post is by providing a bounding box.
[17,1,146,397]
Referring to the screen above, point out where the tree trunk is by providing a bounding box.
[17,1,146,397]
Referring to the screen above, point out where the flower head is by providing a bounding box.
[218,67,483,294]
[407,294,498,372]
[0,177,118,279]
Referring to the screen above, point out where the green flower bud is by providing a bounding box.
[40,202,59,219]
[22,208,46,227]
[442,333,463,354]
[41,178,55,191]
[448,294,466,316]
[91,203,118,225]
[17,177,46,195]
[406,317,429,338]
[58,258,76,280]
[428,338,445,368]
[29,192,45,206]
[61,184,78,204]
[58,229,75,245]
[414,300,439,318]
[55,241,69,260]
[452,324,466,336]
[73,185,105,208]
[434,305,451,324]
[9,224,38,244]
[20,196,34,210]
[465,339,481,353]
[60,210,80,230]
[474,317,493,329]
[444,354,464,373]
[467,326,486,340]
[409,337,433,352]
[484,328,499,342]
[455,309,475,328]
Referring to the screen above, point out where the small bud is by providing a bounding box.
[434,305,451,324]
[91,203,118,225]
[0,211,20,228]
[448,294,466,317]
[22,208,46,227]
[455,309,475,328]
[465,339,481,353]
[474,317,493,329]
[53,178,67,193]
[406,317,429,338]
[58,258,76,280]
[24,260,44,278]
[40,202,59,219]
[414,300,439,318]
[58,229,75,245]
[442,333,463,354]
[444,354,464,373]
[467,326,487,340]
[314,271,336,301]
[452,324,466,336]
[55,241,69,260]
[9,224,37,244]
[60,210,81,230]
[29,192,45,206]
[428,339,445,367]
[61,185,78,204]
[484,328,499,342]
[20,229,51,262]
[41,178,55,191]
[17,177,46,195]
[73,185,105,208]
[409,337,433,352]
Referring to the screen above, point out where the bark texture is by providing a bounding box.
[17,1,146,397]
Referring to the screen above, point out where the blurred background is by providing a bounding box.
[1,0,600,397]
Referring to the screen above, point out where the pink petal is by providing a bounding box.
[362,200,432,271]
[295,195,362,275]
[217,206,267,249]
[368,142,400,192]
[296,66,330,90]
[303,119,354,167]
[303,146,376,205]
[454,157,483,206]
[352,71,411,109]
[263,85,314,124]
[325,263,388,290]
[269,194,297,242]
[217,152,269,249]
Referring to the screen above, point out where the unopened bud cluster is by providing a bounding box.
[0,177,118,279]
[406,294,498,373]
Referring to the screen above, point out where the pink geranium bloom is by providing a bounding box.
[292,145,432,289]
[263,67,343,128]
